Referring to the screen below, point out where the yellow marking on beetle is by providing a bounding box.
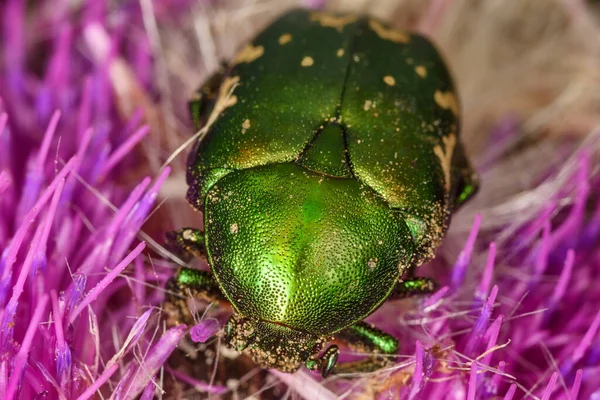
[301,56,314,67]
[434,90,459,116]
[232,44,264,65]
[383,75,396,86]
[433,133,456,191]
[210,76,239,121]
[159,74,239,171]
[336,48,345,57]
[310,12,357,31]
[368,20,409,43]
[278,33,292,45]
[241,118,251,134]
[415,65,427,78]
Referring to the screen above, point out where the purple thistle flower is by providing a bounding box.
[190,318,221,344]
[3,0,600,399]
[0,0,196,398]
[112,324,188,400]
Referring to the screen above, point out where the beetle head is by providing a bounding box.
[224,313,338,376]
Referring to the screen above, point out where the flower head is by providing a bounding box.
[0,0,187,398]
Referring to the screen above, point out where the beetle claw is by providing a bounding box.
[305,345,339,377]
[320,345,339,377]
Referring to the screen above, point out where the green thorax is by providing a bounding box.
[203,163,414,334]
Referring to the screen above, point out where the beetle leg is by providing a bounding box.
[165,228,207,262]
[328,321,398,375]
[305,344,339,377]
[189,64,227,130]
[389,277,437,300]
[165,267,227,325]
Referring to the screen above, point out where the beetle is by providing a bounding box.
[166,9,478,377]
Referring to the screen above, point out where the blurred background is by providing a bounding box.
[2,0,600,399]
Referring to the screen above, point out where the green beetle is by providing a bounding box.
[166,9,478,377]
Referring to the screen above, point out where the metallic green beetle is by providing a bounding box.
[167,9,478,377]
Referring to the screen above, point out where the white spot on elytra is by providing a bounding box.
[301,56,314,67]
[241,119,251,134]
[383,75,395,86]
[278,33,292,45]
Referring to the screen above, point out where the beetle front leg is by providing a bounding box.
[165,267,227,325]
[328,321,399,375]
[389,276,437,300]
[305,344,339,377]
[166,228,207,262]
